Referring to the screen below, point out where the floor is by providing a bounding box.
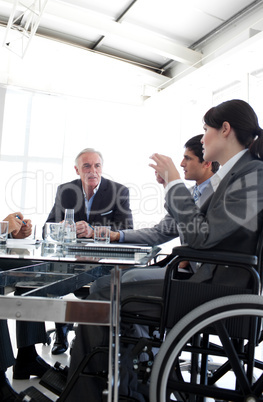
[6,319,75,401]
[6,316,263,401]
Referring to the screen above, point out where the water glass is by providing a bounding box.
[94,226,111,244]
[0,221,9,245]
[44,222,64,245]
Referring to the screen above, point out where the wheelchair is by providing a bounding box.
[119,242,263,402]
[150,293,263,402]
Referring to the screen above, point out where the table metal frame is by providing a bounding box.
[0,243,159,401]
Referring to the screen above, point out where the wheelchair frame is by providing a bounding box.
[119,244,263,402]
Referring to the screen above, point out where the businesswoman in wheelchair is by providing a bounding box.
[64,99,263,402]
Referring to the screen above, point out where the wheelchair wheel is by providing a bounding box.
[150,294,263,402]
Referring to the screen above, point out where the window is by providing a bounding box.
[0,88,65,235]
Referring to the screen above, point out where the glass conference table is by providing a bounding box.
[0,238,161,401]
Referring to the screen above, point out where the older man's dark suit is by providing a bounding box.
[66,152,263,401]
[0,321,14,371]
[0,320,46,371]
[45,177,133,230]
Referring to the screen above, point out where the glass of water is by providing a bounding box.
[0,221,9,245]
[44,222,64,246]
[94,226,111,244]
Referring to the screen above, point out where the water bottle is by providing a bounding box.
[63,209,76,243]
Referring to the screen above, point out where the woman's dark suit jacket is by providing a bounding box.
[166,151,263,285]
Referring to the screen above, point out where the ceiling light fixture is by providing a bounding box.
[3,0,48,58]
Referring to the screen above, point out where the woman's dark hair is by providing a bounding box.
[185,134,220,173]
[203,99,263,160]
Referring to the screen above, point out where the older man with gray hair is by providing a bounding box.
[45,147,133,237]
[44,147,134,354]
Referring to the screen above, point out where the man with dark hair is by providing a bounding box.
[184,135,220,174]
[90,134,218,293]
[108,134,219,246]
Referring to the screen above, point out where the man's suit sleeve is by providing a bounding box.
[42,185,63,237]
[44,180,84,227]
[112,185,133,230]
[45,185,64,224]
[123,213,178,245]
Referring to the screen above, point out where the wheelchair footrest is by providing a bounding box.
[39,362,68,396]
[17,386,53,401]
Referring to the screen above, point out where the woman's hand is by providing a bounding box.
[149,153,181,183]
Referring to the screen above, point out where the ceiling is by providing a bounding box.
[0,0,263,96]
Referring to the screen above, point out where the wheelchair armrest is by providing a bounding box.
[151,253,172,267]
[171,246,258,267]
[121,295,163,327]
[121,295,163,308]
